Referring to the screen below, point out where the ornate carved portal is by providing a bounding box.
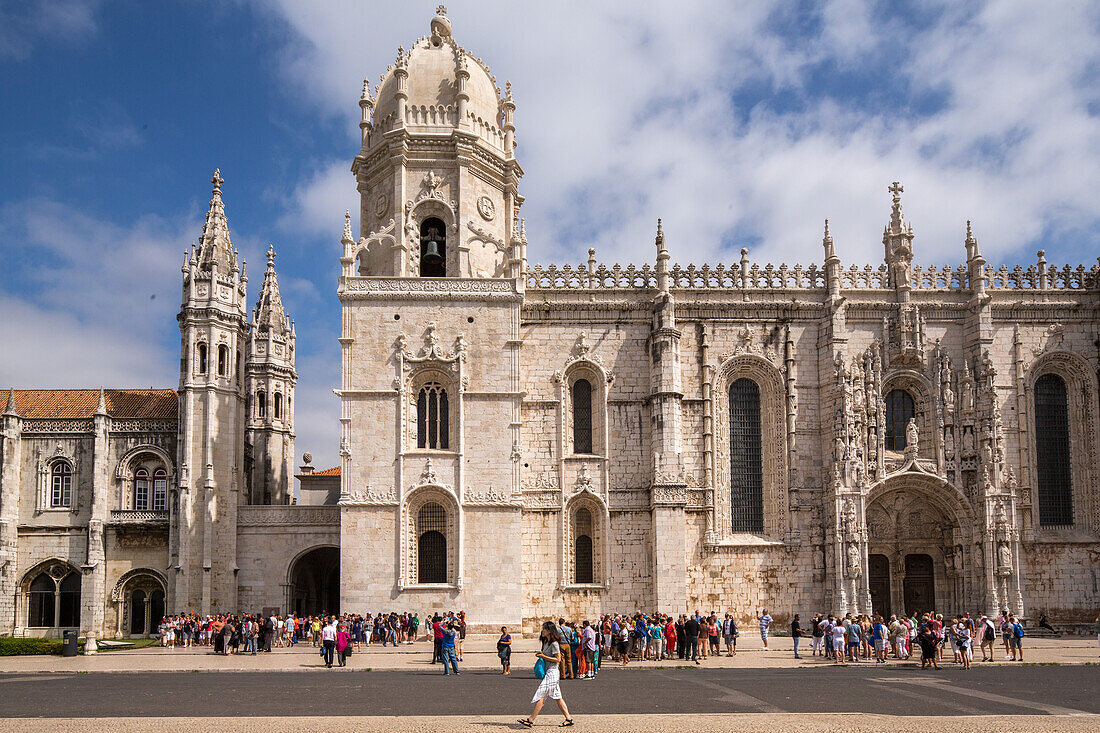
[862,475,997,617]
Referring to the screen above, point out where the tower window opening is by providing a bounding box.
[419,217,447,277]
[274,392,282,419]
[416,382,449,449]
[197,343,207,374]
[217,345,228,376]
[257,390,267,419]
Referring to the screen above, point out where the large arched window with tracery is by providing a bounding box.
[417,502,447,584]
[1035,373,1073,526]
[25,565,81,629]
[729,378,763,533]
[885,389,915,451]
[417,383,449,450]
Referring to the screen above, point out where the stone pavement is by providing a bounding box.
[0,715,1096,733]
[1,634,1097,673]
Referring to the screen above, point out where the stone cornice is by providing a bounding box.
[340,276,520,301]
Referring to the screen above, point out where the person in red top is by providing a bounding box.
[664,618,677,659]
[432,615,444,664]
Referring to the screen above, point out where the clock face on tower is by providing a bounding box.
[477,195,495,221]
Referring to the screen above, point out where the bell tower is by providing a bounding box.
[244,245,297,505]
[174,169,247,615]
[347,5,525,280]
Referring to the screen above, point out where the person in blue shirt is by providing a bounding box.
[440,621,459,675]
[872,616,887,663]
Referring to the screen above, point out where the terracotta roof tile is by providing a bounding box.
[296,466,340,478]
[8,389,178,420]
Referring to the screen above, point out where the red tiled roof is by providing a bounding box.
[296,466,340,478]
[7,389,178,420]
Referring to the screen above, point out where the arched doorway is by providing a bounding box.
[289,547,340,617]
[865,472,976,617]
[130,590,147,635]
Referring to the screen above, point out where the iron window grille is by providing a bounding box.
[1034,374,1073,526]
[417,383,449,450]
[417,502,448,583]
[572,379,593,454]
[729,378,764,533]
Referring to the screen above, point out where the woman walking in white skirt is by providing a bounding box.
[519,621,574,728]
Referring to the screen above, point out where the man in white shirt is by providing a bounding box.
[321,617,337,668]
[756,609,773,650]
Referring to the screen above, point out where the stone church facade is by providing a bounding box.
[1,8,1098,642]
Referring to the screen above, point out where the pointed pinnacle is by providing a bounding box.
[823,219,831,239]
[212,168,223,194]
[95,386,108,415]
[266,244,276,268]
[4,388,16,415]
[343,209,353,241]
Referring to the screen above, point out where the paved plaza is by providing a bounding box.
[1,637,1097,730]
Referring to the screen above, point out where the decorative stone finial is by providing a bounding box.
[266,244,275,269]
[361,78,372,101]
[302,452,312,465]
[430,6,452,39]
[343,210,353,242]
[211,169,223,194]
[504,80,513,101]
[3,388,16,416]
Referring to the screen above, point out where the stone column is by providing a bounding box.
[83,391,110,653]
[0,392,22,635]
[648,221,687,615]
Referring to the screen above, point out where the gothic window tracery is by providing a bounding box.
[23,563,81,629]
[729,378,764,533]
[416,382,450,450]
[1035,373,1072,526]
[574,507,594,584]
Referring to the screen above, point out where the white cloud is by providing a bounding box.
[0,0,99,60]
[252,0,1099,271]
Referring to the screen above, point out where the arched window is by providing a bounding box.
[574,507,594,584]
[572,379,593,454]
[416,383,449,450]
[134,468,150,511]
[153,468,168,511]
[1035,374,1073,526]
[235,350,241,381]
[416,502,447,583]
[729,378,763,533]
[197,343,208,375]
[28,574,55,627]
[257,391,266,418]
[50,462,72,508]
[274,392,283,419]
[885,389,915,451]
[419,217,447,277]
[217,345,228,376]
[58,572,80,627]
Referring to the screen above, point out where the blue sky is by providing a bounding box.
[1,0,1098,472]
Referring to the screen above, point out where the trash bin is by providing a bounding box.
[62,629,78,657]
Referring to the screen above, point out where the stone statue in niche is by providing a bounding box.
[944,428,955,455]
[943,380,955,412]
[997,542,1011,570]
[906,418,919,452]
[846,543,862,578]
[842,500,859,540]
[963,427,975,453]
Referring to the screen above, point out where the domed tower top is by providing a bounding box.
[349,6,524,281]
[366,5,512,154]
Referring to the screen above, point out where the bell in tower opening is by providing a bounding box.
[419,217,447,277]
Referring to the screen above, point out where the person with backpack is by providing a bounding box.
[519,621,573,728]
[1009,614,1025,661]
[978,614,996,661]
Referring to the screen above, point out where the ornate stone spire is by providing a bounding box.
[342,210,353,244]
[883,181,915,298]
[252,245,289,335]
[655,218,669,295]
[888,181,905,234]
[822,218,837,262]
[196,169,236,274]
[3,388,16,416]
[94,387,108,416]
